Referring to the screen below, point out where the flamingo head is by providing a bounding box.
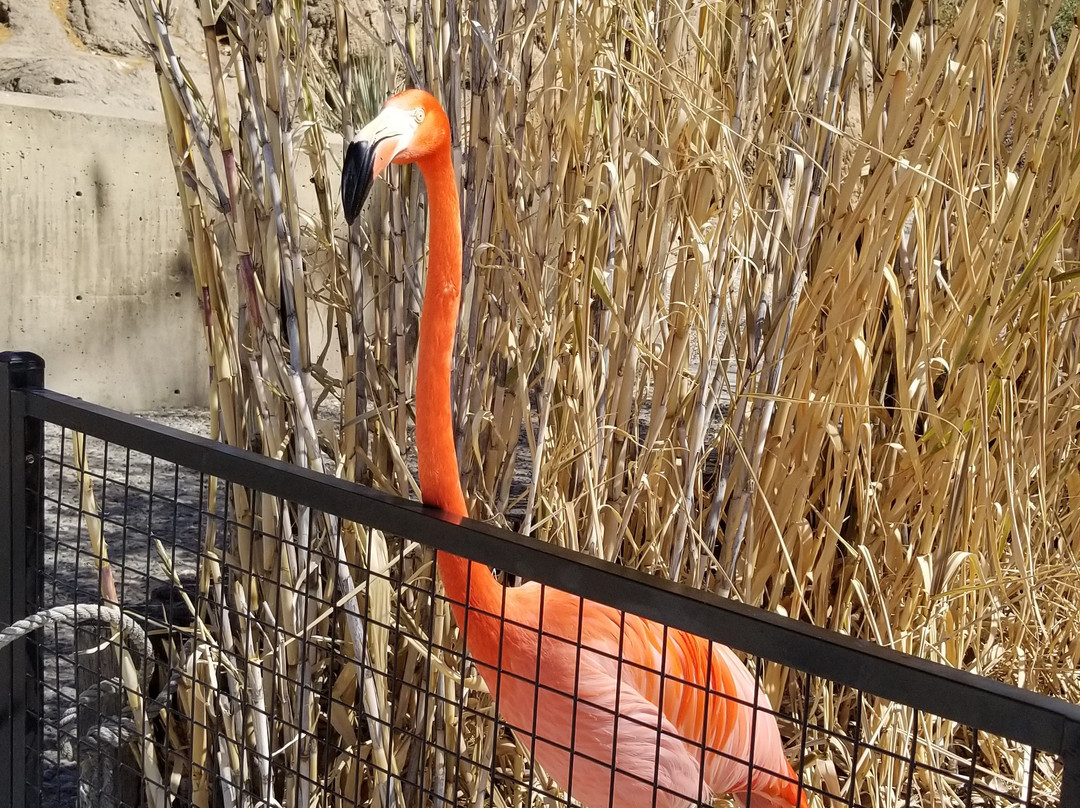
[342,88,450,224]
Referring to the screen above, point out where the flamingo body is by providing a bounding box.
[456,584,805,808]
[343,89,808,808]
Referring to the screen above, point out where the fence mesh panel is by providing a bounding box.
[12,418,1064,808]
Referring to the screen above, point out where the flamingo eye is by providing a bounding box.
[414,108,425,124]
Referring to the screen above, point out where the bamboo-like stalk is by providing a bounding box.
[95,0,1080,805]
[70,432,167,808]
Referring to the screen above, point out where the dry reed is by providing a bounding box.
[76,0,1080,804]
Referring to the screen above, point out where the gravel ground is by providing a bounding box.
[35,409,213,808]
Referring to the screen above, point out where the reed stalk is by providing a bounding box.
[103,0,1080,803]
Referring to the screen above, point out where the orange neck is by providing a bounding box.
[414,147,501,622]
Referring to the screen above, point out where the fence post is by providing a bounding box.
[1,352,46,808]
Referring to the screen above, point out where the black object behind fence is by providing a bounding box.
[1,350,1079,808]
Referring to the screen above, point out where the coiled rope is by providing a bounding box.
[0,604,152,660]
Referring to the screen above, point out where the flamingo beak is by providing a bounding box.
[342,106,419,225]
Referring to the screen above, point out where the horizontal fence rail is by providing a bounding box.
[19,388,1080,759]
[2,356,1078,808]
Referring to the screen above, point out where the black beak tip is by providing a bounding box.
[342,140,375,225]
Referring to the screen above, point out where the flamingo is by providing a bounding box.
[342,89,809,808]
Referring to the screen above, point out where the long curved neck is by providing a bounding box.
[415,147,467,516]
[415,146,501,620]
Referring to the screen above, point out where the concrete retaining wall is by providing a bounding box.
[0,91,206,410]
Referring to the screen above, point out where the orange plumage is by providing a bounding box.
[344,88,809,808]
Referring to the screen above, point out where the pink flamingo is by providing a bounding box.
[343,89,809,808]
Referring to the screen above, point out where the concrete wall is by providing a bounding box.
[0,91,206,410]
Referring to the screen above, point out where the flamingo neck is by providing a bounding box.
[415,146,501,622]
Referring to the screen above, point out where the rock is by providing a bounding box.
[2,0,68,45]
[0,0,402,112]
[308,0,411,60]
[0,54,160,108]
[0,0,206,110]
[67,0,144,56]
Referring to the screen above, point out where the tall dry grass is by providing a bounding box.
[110,0,1080,804]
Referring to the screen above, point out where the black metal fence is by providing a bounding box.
[2,350,1079,808]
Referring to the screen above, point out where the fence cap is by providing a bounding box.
[0,351,45,372]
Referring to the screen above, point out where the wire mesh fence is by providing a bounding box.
[2,353,1078,808]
